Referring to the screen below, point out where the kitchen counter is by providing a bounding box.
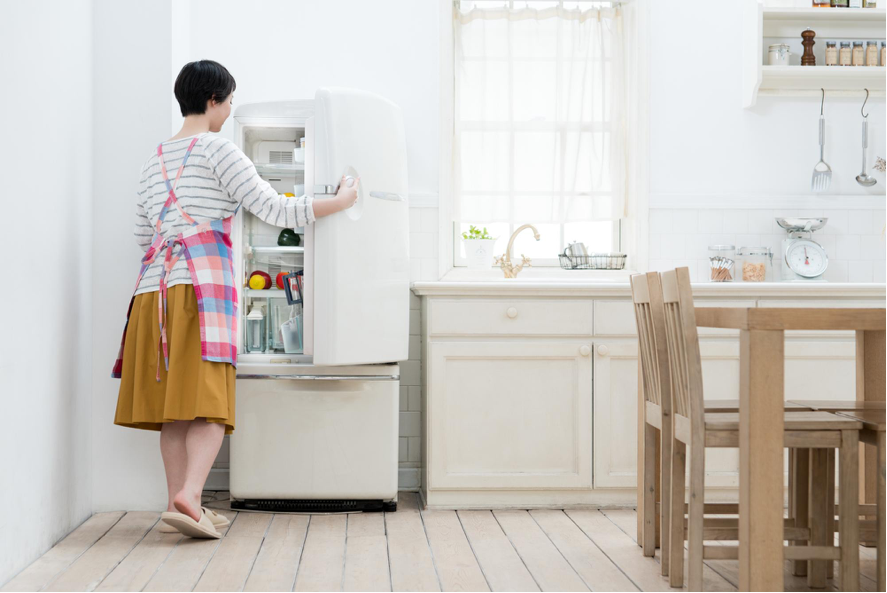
[411,277,887,298]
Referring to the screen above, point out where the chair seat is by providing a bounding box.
[833,409,886,432]
[789,399,886,412]
[704,411,862,432]
[702,400,812,412]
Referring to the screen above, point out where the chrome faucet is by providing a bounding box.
[494,224,541,278]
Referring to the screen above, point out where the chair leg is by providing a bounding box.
[669,439,686,588]
[808,449,828,588]
[660,417,672,576]
[839,430,859,593]
[826,449,835,580]
[687,440,705,593]
[876,431,885,592]
[642,422,657,557]
[791,448,810,577]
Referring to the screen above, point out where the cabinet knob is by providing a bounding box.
[506,307,518,318]
[597,345,609,357]
[579,345,591,357]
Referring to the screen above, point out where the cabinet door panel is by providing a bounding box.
[427,341,592,489]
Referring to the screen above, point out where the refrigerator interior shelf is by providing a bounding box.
[251,246,305,254]
[254,163,304,176]
[244,288,292,299]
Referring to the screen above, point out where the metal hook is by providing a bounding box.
[820,88,825,116]
[861,88,869,118]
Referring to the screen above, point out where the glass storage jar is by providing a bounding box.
[768,44,791,66]
[708,245,736,282]
[737,247,773,282]
[866,41,879,66]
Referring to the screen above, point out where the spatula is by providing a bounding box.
[811,89,831,193]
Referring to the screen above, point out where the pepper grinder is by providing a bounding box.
[801,29,816,66]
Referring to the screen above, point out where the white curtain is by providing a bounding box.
[454,3,626,225]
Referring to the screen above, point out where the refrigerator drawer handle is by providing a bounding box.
[369,191,405,202]
[236,373,400,381]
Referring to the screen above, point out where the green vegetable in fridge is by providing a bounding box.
[277,228,301,247]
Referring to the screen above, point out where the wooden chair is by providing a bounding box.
[659,267,862,591]
[630,272,811,578]
[790,400,887,591]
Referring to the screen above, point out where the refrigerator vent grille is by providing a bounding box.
[268,150,293,165]
[231,498,396,513]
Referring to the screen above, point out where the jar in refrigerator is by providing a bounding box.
[839,42,852,65]
[768,44,791,66]
[866,41,878,66]
[852,41,864,66]
[825,41,838,66]
[708,245,735,282]
[737,247,773,282]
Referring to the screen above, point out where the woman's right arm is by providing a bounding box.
[204,137,357,227]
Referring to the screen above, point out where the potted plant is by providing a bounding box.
[461,225,498,271]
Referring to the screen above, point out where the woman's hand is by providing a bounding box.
[334,175,359,210]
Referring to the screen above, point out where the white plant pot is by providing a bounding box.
[463,238,498,271]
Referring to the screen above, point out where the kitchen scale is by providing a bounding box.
[776,217,828,281]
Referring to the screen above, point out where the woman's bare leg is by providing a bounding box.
[160,420,191,512]
[173,418,225,521]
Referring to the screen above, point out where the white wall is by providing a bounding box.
[90,0,440,510]
[0,0,94,584]
[91,1,177,511]
[647,0,886,280]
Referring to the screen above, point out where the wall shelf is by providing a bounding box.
[743,2,886,107]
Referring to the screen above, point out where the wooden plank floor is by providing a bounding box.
[2,492,880,592]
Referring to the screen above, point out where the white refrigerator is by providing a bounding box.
[228,88,409,512]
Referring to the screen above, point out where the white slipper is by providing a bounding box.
[161,508,221,539]
[159,507,229,533]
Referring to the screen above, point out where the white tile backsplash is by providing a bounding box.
[649,207,886,283]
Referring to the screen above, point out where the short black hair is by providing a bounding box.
[174,60,236,117]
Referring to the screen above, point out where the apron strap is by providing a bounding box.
[156,136,200,231]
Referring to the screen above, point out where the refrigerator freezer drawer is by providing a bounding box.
[229,372,399,501]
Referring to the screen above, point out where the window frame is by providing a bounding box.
[437,0,650,277]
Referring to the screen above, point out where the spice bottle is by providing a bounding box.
[825,41,838,66]
[866,41,879,66]
[852,41,865,66]
[881,42,886,67]
[840,42,852,65]
[832,0,849,6]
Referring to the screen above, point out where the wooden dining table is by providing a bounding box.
[693,307,885,592]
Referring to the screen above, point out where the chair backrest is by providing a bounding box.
[659,267,705,427]
[629,272,672,414]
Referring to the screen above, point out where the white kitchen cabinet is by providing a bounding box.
[426,340,592,490]
[593,339,743,489]
[413,281,884,508]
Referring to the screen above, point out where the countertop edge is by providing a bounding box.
[410,281,887,298]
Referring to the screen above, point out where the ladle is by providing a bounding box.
[856,89,877,187]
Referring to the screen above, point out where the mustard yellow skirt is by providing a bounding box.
[114,283,236,434]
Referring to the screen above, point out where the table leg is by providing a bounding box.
[857,330,885,508]
[877,431,885,592]
[739,329,785,592]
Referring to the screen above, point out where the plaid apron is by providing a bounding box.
[112,136,240,380]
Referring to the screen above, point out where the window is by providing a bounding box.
[451,0,628,267]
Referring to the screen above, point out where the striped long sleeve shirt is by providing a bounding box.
[133,132,314,295]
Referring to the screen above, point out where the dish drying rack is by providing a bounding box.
[558,251,627,271]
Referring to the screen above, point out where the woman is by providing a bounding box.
[112,60,358,539]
